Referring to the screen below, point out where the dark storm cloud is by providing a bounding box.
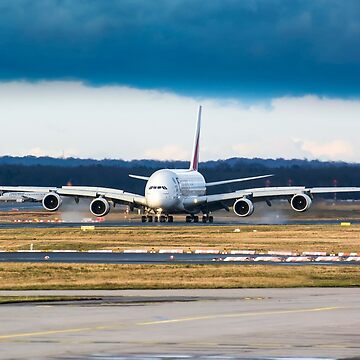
[1,0,360,97]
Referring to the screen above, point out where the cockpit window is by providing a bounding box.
[162,186,167,190]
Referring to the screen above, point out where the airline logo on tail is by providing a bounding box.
[189,105,202,171]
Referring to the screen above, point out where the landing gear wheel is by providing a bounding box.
[141,215,147,223]
[185,215,192,223]
[168,215,174,223]
[193,215,199,223]
[147,215,153,222]
[209,215,214,223]
[154,216,158,222]
[160,215,166,222]
[202,215,207,223]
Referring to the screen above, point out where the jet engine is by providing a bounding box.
[233,198,254,217]
[42,193,62,211]
[290,193,312,212]
[90,198,110,217]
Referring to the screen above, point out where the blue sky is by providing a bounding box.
[0,0,360,161]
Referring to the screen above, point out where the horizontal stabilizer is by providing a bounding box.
[129,174,150,181]
[206,174,273,187]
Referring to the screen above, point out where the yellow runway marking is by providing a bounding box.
[137,306,341,325]
[0,306,341,341]
[0,325,113,341]
[0,327,95,340]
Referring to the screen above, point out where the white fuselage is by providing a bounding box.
[145,169,206,213]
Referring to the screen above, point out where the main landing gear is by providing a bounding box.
[141,214,213,223]
[141,215,174,223]
[185,215,213,223]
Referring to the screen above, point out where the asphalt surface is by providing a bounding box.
[0,288,359,359]
[2,219,360,229]
[2,200,360,227]
[1,251,359,265]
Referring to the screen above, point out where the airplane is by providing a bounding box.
[1,105,360,223]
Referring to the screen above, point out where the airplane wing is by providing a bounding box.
[58,186,146,206]
[205,174,273,187]
[0,186,57,193]
[0,186,147,207]
[213,186,360,202]
[129,174,150,181]
[0,192,47,202]
[184,186,360,211]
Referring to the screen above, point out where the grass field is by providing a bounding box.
[0,224,359,254]
[0,207,360,290]
[0,263,359,290]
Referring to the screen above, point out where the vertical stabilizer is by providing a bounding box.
[189,105,202,171]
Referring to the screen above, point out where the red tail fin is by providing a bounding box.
[189,106,202,171]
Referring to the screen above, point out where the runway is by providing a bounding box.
[2,200,360,228]
[1,218,360,230]
[1,251,360,265]
[0,288,359,359]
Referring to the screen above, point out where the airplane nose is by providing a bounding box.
[147,192,176,210]
[147,193,161,208]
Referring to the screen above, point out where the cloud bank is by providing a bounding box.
[1,81,360,162]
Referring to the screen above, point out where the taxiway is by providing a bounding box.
[1,251,359,265]
[0,288,359,359]
[1,218,360,230]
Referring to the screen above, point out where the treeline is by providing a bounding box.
[0,155,355,169]
[0,157,359,198]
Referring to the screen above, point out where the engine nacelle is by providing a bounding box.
[90,198,110,217]
[42,193,62,211]
[290,193,312,212]
[233,198,255,217]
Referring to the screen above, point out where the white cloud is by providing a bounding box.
[144,145,189,161]
[10,147,79,158]
[0,81,360,162]
[295,139,354,160]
